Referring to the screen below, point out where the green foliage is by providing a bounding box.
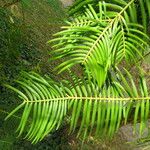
[0,7,41,85]
[0,6,42,148]
[0,0,69,148]
[0,111,19,150]
[4,69,150,143]
[50,0,149,87]
[4,0,150,145]
[69,0,150,33]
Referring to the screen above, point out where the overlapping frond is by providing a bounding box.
[5,71,150,143]
[4,0,150,145]
[67,69,150,138]
[69,0,150,29]
[49,0,149,87]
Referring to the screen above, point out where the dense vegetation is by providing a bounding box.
[0,0,67,149]
[0,0,150,149]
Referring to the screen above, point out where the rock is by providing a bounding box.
[118,123,150,150]
[59,0,74,8]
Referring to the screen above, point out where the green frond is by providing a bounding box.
[4,0,150,145]
[5,72,68,143]
[50,1,149,87]
[70,0,150,32]
[5,71,150,143]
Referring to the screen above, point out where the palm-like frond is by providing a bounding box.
[69,0,150,31]
[4,0,150,145]
[49,0,149,87]
[5,71,150,143]
[5,72,68,143]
